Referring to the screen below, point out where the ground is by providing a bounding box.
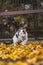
[0,41,43,65]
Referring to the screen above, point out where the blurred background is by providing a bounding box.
[0,0,43,65]
[0,0,43,42]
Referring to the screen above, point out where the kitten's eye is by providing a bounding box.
[23,30,25,34]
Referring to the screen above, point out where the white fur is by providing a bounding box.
[13,28,28,46]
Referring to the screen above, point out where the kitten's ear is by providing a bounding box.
[23,28,26,31]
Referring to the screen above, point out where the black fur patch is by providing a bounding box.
[23,30,26,34]
[16,34,18,38]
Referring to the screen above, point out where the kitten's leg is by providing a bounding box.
[22,37,28,46]
[13,36,18,46]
